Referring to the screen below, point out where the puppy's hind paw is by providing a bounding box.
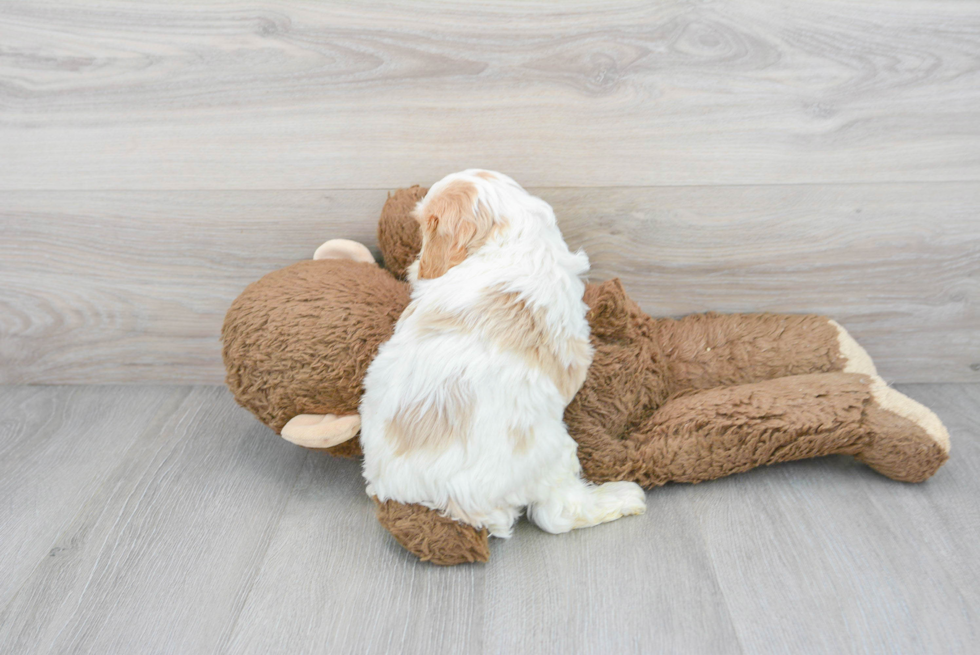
[580,481,646,528]
[529,479,646,534]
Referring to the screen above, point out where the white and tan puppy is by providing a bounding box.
[359,170,645,538]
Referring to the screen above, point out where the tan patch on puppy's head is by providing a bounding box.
[415,180,495,279]
[385,379,475,456]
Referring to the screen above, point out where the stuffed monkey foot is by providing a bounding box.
[374,498,490,565]
[810,323,948,482]
[858,376,950,482]
[830,320,877,376]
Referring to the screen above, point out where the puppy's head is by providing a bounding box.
[411,171,514,280]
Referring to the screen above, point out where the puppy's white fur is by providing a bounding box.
[359,170,645,538]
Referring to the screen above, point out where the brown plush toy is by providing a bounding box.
[222,186,950,565]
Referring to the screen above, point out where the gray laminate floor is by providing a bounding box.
[0,384,977,654]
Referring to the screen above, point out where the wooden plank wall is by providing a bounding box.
[1,0,978,383]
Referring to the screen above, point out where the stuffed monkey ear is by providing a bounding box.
[312,239,376,264]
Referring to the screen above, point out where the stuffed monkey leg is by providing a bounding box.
[374,498,489,565]
[576,372,948,486]
[653,313,876,394]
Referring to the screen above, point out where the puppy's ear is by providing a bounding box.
[417,180,491,279]
[418,213,478,279]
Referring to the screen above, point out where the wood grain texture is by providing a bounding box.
[223,452,486,655]
[477,388,979,655]
[1,384,977,654]
[0,385,189,606]
[555,183,980,384]
[2,184,977,384]
[483,488,743,655]
[0,189,388,384]
[0,386,308,655]
[1,0,979,189]
[2,0,977,648]
[693,383,980,654]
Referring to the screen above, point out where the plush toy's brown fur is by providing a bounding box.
[222,186,949,565]
[375,498,490,565]
[223,258,409,458]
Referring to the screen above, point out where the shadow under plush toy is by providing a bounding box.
[222,186,950,565]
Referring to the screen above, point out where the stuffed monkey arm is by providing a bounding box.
[653,312,877,394]
[374,499,490,565]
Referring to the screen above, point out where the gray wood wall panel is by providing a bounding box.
[0,189,388,384]
[2,184,977,384]
[1,1,978,189]
[2,1,978,383]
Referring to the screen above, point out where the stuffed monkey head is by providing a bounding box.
[221,257,410,457]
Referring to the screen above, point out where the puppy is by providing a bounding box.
[359,170,645,538]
